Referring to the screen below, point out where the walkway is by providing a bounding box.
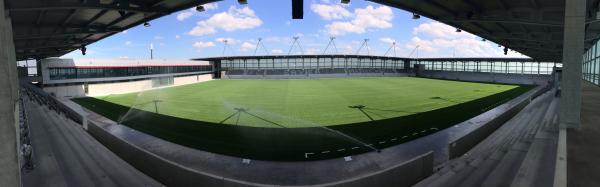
[567,81,600,187]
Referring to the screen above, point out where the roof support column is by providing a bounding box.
[0,0,21,186]
[559,0,586,128]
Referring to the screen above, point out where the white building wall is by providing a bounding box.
[44,74,213,98]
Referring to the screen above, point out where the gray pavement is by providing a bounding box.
[21,97,163,187]
[567,82,600,187]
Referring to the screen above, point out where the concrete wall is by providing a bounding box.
[419,71,552,85]
[44,74,213,98]
[174,74,212,85]
[86,119,433,187]
[448,85,552,159]
[0,2,20,186]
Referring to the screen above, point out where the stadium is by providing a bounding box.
[1,0,599,187]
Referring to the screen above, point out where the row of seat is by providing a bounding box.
[415,90,559,187]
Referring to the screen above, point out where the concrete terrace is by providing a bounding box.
[20,96,162,187]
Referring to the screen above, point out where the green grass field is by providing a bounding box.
[73,77,533,161]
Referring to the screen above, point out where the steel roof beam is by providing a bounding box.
[8,1,167,14]
[14,29,119,40]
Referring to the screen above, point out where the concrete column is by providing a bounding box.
[0,1,20,186]
[559,0,586,128]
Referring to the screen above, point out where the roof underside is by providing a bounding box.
[6,0,220,61]
[369,0,600,62]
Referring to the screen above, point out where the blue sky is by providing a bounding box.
[62,0,527,60]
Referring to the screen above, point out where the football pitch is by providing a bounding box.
[73,77,533,161]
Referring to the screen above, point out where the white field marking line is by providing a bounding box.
[402,136,408,139]
[430,127,439,130]
[351,147,360,150]
[391,138,397,141]
[421,130,427,133]
[305,153,314,158]
[337,149,346,152]
[412,132,419,136]
[321,151,330,154]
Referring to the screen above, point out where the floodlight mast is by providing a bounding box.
[383,41,397,57]
[355,39,370,55]
[253,38,270,56]
[288,36,305,55]
[323,36,339,55]
[407,45,420,58]
[221,40,235,56]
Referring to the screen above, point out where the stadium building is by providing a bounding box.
[0,0,599,187]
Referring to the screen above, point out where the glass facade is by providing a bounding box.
[412,60,557,75]
[583,41,600,86]
[49,65,212,80]
[220,56,562,76]
[222,56,405,71]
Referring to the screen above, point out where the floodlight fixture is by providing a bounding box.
[412,13,420,19]
[504,47,509,55]
[456,28,462,32]
[143,22,151,27]
[340,0,350,4]
[196,5,205,12]
[238,0,248,5]
[80,46,87,55]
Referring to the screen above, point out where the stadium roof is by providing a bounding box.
[196,55,541,62]
[369,0,600,62]
[6,0,220,61]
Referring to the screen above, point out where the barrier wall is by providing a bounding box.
[44,74,213,98]
[86,119,434,187]
[419,71,552,85]
[448,84,553,159]
[324,152,434,187]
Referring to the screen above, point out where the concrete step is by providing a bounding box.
[455,157,501,187]
[479,146,529,187]
[510,138,558,187]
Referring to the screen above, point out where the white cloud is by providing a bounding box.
[125,41,132,45]
[379,37,396,45]
[175,35,181,39]
[305,48,321,55]
[154,36,163,40]
[325,5,393,36]
[271,49,284,54]
[188,6,263,36]
[215,37,240,45]
[177,11,194,21]
[193,41,215,49]
[121,30,128,34]
[239,42,256,51]
[176,3,219,22]
[311,3,352,20]
[404,21,528,58]
[203,3,219,10]
[264,36,291,44]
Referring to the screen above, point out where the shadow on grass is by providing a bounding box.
[73,85,533,161]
